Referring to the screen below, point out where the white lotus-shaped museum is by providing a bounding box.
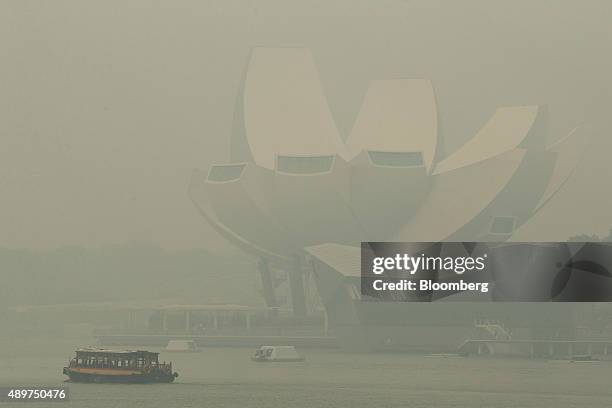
[190,47,582,263]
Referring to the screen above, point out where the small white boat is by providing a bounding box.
[252,346,304,362]
[164,340,200,352]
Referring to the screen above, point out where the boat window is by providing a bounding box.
[367,151,424,167]
[276,155,334,174]
[490,216,517,234]
[207,164,246,182]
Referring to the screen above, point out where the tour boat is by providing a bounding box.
[63,348,178,383]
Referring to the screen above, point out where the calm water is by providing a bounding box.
[2,331,612,408]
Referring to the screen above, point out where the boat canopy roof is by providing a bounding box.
[75,348,159,359]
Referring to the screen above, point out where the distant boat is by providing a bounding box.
[252,346,305,362]
[424,353,462,358]
[165,340,200,352]
[549,355,601,364]
[63,348,178,383]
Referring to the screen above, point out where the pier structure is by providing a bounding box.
[459,339,612,359]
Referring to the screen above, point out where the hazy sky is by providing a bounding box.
[1,0,611,251]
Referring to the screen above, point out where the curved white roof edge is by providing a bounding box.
[243,47,347,170]
[433,105,542,175]
[533,125,587,214]
[188,169,292,263]
[393,148,528,242]
[346,79,438,171]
